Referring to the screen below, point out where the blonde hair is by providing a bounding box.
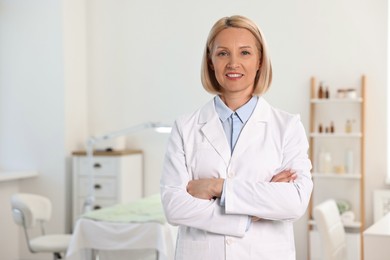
[201,15,272,96]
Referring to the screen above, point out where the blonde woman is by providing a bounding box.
[160,15,313,260]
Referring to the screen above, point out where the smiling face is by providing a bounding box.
[209,27,260,99]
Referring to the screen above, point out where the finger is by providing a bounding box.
[251,216,262,222]
[288,173,298,183]
[271,171,287,182]
[272,174,297,183]
[271,170,293,182]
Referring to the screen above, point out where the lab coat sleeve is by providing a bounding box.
[160,121,248,237]
[224,115,313,221]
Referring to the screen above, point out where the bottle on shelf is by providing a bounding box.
[345,120,352,133]
[318,82,324,99]
[345,149,354,174]
[319,150,332,173]
[330,121,335,133]
[324,153,332,173]
[318,123,323,133]
[325,87,330,99]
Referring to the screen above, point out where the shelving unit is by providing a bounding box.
[308,75,365,260]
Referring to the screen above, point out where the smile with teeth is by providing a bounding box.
[226,73,243,78]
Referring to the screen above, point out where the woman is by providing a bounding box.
[160,15,313,260]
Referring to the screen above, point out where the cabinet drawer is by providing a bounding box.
[78,177,117,198]
[77,157,118,176]
[76,198,117,214]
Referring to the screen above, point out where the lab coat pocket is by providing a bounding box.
[176,239,210,260]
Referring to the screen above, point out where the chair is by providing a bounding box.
[313,199,347,260]
[11,193,72,260]
[373,189,390,222]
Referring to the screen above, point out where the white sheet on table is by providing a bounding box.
[66,218,177,260]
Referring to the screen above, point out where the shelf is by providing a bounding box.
[311,173,361,180]
[0,170,38,182]
[310,132,362,138]
[309,219,362,229]
[311,98,363,103]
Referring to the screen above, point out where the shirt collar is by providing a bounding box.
[236,96,258,123]
[214,95,258,123]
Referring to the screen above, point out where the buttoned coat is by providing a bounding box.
[160,97,313,260]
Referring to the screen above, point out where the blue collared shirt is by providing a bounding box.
[214,95,258,152]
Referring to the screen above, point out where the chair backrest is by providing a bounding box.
[11,193,52,229]
[313,199,347,260]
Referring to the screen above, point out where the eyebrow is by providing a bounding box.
[215,45,253,50]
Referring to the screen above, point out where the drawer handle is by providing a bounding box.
[94,184,102,189]
[93,163,102,168]
[93,205,102,210]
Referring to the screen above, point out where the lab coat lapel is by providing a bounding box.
[199,100,231,166]
[232,97,271,158]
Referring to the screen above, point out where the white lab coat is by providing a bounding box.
[160,97,313,260]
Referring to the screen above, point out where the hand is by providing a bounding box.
[270,169,297,183]
[251,216,262,222]
[187,178,224,200]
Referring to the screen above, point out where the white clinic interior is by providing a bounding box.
[0,0,388,260]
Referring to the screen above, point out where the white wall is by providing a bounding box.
[0,1,65,259]
[63,0,88,232]
[0,0,387,260]
[0,0,87,259]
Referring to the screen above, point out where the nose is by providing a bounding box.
[227,55,239,70]
[227,63,239,69]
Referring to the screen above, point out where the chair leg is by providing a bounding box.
[53,252,62,260]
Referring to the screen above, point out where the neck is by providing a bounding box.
[220,94,252,111]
